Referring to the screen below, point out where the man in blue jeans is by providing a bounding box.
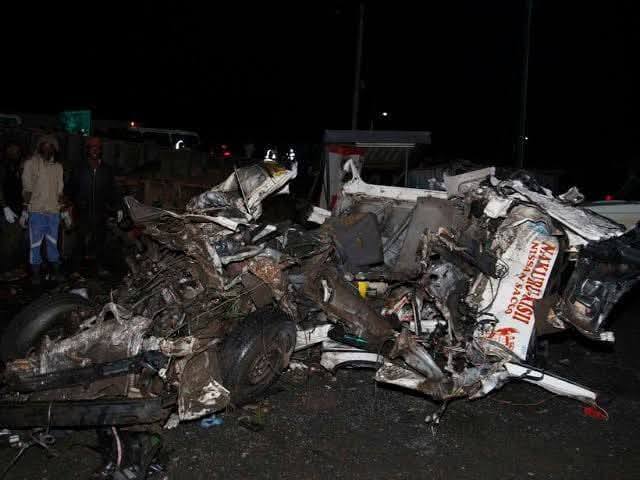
[21,135,64,284]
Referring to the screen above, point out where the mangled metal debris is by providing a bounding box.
[1,160,638,434]
[320,166,634,413]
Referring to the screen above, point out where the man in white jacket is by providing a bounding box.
[21,135,64,284]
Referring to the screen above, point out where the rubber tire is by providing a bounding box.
[0,293,91,362]
[220,308,296,405]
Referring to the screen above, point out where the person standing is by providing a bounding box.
[67,137,122,276]
[1,144,21,223]
[0,144,26,274]
[21,135,64,284]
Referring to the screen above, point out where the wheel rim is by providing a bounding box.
[247,344,281,385]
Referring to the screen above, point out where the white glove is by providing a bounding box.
[61,210,73,229]
[19,210,29,229]
[3,206,17,224]
[117,210,124,223]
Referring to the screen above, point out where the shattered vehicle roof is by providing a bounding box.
[2,160,639,432]
[303,163,638,420]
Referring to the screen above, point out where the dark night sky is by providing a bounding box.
[3,1,639,188]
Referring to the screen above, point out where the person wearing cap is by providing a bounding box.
[21,135,64,284]
[66,137,122,277]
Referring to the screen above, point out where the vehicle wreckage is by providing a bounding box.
[1,160,639,433]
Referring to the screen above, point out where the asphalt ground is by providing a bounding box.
[1,278,639,479]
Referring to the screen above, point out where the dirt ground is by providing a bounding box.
[1,279,640,480]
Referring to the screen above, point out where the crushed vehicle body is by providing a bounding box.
[0,160,301,428]
[307,162,640,414]
[2,158,639,431]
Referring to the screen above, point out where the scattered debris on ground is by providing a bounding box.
[2,160,640,476]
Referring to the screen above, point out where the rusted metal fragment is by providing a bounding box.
[247,255,298,318]
[303,261,394,346]
[177,349,230,421]
[249,257,284,287]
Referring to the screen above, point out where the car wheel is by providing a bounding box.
[0,293,91,362]
[220,307,296,405]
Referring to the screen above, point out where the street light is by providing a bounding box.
[370,111,390,130]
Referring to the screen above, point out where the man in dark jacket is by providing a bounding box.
[0,144,24,274]
[1,144,22,224]
[66,137,122,276]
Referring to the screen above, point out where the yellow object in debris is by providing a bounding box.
[263,161,287,177]
[358,281,368,298]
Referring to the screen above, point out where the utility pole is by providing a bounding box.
[351,2,365,130]
[516,0,533,169]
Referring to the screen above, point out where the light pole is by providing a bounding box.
[351,2,365,130]
[516,0,533,169]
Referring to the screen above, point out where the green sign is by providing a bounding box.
[59,110,91,135]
